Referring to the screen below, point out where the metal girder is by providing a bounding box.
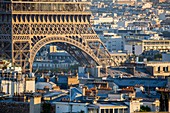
[56,42,94,66]
[13,41,30,72]
[0,1,115,73]
[0,41,11,59]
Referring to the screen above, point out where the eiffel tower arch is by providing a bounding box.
[0,0,114,73]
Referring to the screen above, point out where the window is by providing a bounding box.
[124,108,128,113]
[110,109,113,113]
[114,109,118,113]
[119,109,123,113]
[132,45,135,54]
[163,67,168,72]
[157,66,160,72]
[106,109,108,113]
[101,109,104,113]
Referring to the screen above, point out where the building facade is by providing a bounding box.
[124,39,170,55]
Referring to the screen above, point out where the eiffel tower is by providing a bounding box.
[0,0,114,73]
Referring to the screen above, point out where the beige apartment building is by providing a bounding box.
[143,40,170,51]
[115,0,136,6]
[125,39,170,55]
[110,52,130,66]
[146,61,170,77]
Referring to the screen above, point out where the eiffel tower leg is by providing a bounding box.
[12,40,31,73]
[0,1,116,73]
[0,21,12,60]
[0,40,11,60]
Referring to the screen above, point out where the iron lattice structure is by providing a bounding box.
[0,0,114,73]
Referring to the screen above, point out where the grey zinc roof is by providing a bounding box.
[35,82,53,90]
[136,91,160,99]
[57,76,68,84]
[111,78,167,88]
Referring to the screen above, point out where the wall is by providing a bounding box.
[146,62,170,76]
[127,100,140,113]
[33,61,70,69]
[108,93,123,100]
[78,66,86,73]
[105,37,124,52]
[55,102,88,113]
[0,102,29,113]
[25,78,35,92]
[142,100,160,112]
[93,17,113,25]
[1,80,24,96]
[55,103,70,113]
[124,45,143,55]
[68,76,79,86]
[30,96,41,113]
[162,53,170,62]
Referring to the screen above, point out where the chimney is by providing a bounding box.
[82,86,87,96]
[45,76,50,82]
[76,72,78,79]
[29,96,41,113]
[86,72,89,78]
[55,76,58,83]
[93,99,97,104]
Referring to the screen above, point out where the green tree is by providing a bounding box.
[41,102,52,113]
[139,106,151,112]
[154,54,162,60]
[79,110,85,113]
